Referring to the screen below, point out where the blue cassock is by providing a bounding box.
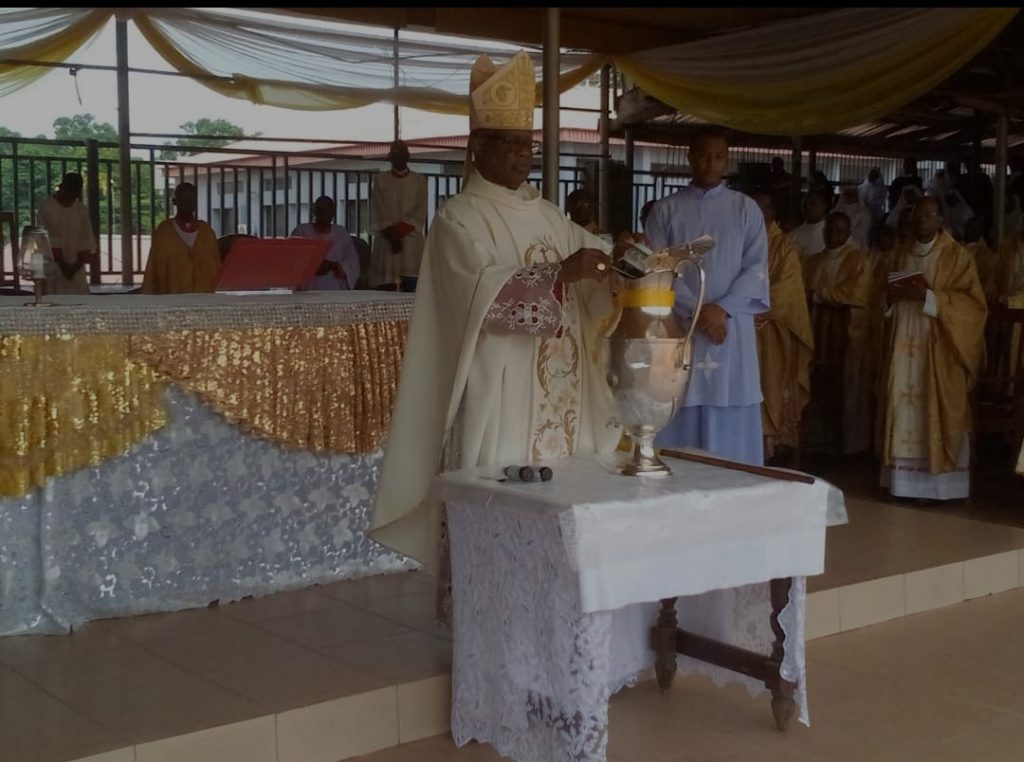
[645,182,770,465]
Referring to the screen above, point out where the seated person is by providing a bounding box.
[142,183,220,294]
[291,195,361,290]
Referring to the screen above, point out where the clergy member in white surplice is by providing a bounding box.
[368,140,428,291]
[877,196,987,501]
[370,52,620,598]
[37,172,95,295]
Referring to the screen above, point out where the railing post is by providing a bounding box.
[598,64,611,233]
[116,19,134,285]
[542,7,560,204]
[85,138,101,284]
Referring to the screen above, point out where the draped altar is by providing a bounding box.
[0,292,416,636]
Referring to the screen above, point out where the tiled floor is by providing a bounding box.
[1,475,1022,762]
[0,572,449,761]
[351,587,1024,762]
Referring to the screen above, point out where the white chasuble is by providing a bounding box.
[370,171,620,571]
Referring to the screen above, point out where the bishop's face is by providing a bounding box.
[472,129,535,190]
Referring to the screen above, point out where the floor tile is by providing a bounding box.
[0,621,127,669]
[321,630,452,682]
[9,642,266,745]
[838,574,905,631]
[219,587,344,623]
[276,687,398,762]
[66,749,136,762]
[805,588,840,639]
[398,675,451,743]
[319,571,435,604]
[204,648,387,713]
[903,561,964,614]
[252,603,409,650]
[964,550,1020,599]
[0,664,128,762]
[135,716,275,762]
[98,605,237,644]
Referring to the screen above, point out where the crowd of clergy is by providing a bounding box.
[725,154,1022,503]
[34,125,1023,506]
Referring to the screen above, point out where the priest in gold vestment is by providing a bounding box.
[142,183,220,294]
[370,52,620,576]
[750,191,813,461]
[877,197,987,500]
[803,212,873,454]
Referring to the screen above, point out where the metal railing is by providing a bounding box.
[0,134,998,287]
[0,136,591,286]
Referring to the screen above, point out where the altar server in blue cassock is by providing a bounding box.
[645,126,770,466]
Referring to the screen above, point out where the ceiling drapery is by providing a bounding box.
[0,7,1017,134]
[611,8,1018,136]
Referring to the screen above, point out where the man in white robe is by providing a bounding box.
[37,172,95,295]
[646,126,770,466]
[791,191,828,259]
[368,140,428,291]
[370,52,619,577]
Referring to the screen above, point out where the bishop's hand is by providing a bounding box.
[556,248,612,284]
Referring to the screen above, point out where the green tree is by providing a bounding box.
[159,117,255,159]
[53,114,118,143]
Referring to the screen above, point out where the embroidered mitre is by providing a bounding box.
[469,51,535,131]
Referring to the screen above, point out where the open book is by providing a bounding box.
[887,270,931,291]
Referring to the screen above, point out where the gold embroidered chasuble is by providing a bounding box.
[876,231,987,473]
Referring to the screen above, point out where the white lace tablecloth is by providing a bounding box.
[440,454,847,762]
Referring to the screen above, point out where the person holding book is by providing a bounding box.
[876,196,987,501]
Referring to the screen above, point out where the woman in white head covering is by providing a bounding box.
[833,184,872,249]
[940,189,974,240]
[885,185,923,228]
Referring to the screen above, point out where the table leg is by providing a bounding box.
[769,577,797,731]
[652,597,678,694]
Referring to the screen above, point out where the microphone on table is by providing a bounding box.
[503,465,554,483]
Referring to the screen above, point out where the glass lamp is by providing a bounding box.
[18,226,55,306]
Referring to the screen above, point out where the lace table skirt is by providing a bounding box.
[447,497,810,762]
[0,386,412,636]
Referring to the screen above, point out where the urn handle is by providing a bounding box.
[673,256,706,351]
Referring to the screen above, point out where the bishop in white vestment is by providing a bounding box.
[370,52,620,574]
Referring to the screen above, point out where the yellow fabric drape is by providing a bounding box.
[0,9,110,98]
[0,334,167,498]
[129,322,408,454]
[613,8,1017,136]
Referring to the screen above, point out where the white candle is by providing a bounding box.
[31,248,45,279]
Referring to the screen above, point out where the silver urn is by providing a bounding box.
[605,239,710,476]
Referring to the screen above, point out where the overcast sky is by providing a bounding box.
[3,17,600,143]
